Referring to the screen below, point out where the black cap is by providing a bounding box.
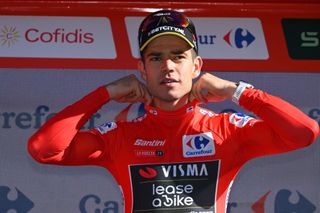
[138,10,198,54]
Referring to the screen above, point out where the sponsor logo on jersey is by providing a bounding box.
[129,160,220,213]
[199,108,215,117]
[186,106,194,113]
[96,121,117,134]
[229,113,254,128]
[139,163,210,179]
[134,139,166,147]
[182,132,215,158]
[139,167,158,179]
[149,109,158,115]
[134,150,164,158]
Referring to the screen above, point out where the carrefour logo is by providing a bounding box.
[224,27,255,49]
[182,132,215,158]
[227,189,316,213]
[0,186,34,212]
[0,25,19,47]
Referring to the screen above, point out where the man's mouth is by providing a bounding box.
[160,78,178,85]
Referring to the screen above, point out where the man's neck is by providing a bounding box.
[152,95,190,111]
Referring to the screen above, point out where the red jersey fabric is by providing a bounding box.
[28,86,319,213]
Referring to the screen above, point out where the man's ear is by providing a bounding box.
[192,56,203,79]
[138,60,147,81]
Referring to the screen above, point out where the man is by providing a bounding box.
[28,10,319,213]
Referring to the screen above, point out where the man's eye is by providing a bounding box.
[150,56,161,61]
[173,55,184,60]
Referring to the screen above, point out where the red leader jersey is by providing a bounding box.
[28,86,319,213]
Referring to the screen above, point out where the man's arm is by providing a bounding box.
[192,72,319,153]
[28,75,151,165]
[28,86,110,165]
[237,88,319,156]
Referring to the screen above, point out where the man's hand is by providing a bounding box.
[191,72,237,103]
[105,75,152,105]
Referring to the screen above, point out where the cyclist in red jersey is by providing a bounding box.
[28,10,319,213]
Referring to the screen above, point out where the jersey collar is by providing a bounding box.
[144,100,200,118]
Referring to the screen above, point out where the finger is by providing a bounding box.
[120,94,140,103]
[191,84,200,102]
[133,81,143,100]
[191,84,202,102]
[192,83,207,103]
[142,85,152,105]
[116,91,138,103]
[135,81,148,103]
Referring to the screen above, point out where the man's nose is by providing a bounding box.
[161,58,175,72]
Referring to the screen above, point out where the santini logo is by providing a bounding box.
[134,139,165,147]
[182,132,215,158]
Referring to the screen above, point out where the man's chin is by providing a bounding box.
[154,94,189,103]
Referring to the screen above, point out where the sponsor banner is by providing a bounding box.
[125,17,142,58]
[0,16,116,59]
[126,17,268,60]
[129,160,219,212]
[0,3,319,71]
[282,19,320,60]
[193,18,268,59]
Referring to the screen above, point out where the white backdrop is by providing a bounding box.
[0,69,319,213]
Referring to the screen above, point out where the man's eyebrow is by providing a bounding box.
[146,52,162,58]
[171,49,185,55]
[145,49,187,58]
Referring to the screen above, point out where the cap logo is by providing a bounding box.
[148,26,185,37]
[157,16,170,25]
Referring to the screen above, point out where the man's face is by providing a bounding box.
[139,35,202,105]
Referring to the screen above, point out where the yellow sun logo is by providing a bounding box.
[0,25,19,47]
